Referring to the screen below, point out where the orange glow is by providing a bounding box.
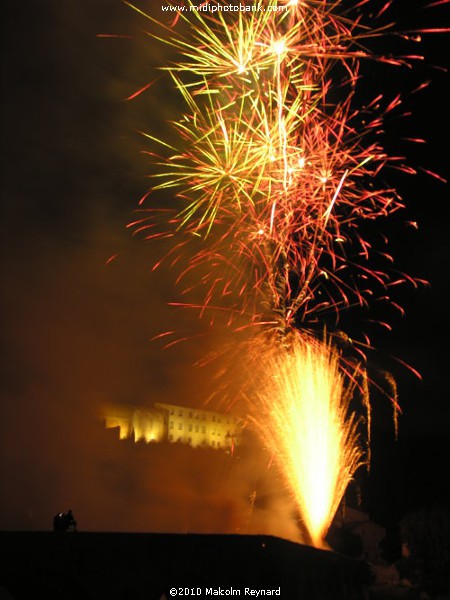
[248,332,364,548]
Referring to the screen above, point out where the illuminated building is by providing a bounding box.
[102,402,241,451]
[102,403,165,443]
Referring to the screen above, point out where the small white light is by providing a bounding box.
[273,39,287,56]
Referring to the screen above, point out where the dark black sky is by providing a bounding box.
[1,0,449,533]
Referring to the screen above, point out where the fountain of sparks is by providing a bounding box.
[124,0,438,547]
[246,331,365,548]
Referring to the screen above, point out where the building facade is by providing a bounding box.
[102,401,242,451]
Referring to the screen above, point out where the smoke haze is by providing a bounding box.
[0,0,305,541]
[2,0,449,539]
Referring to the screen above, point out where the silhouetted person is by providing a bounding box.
[53,509,77,532]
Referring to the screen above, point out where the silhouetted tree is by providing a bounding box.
[397,504,450,596]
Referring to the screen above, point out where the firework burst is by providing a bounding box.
[129,0,423,333]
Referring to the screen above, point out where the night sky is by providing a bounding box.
[1,0,449,537]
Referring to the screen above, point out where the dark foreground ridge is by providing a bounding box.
[0,532,370,600]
